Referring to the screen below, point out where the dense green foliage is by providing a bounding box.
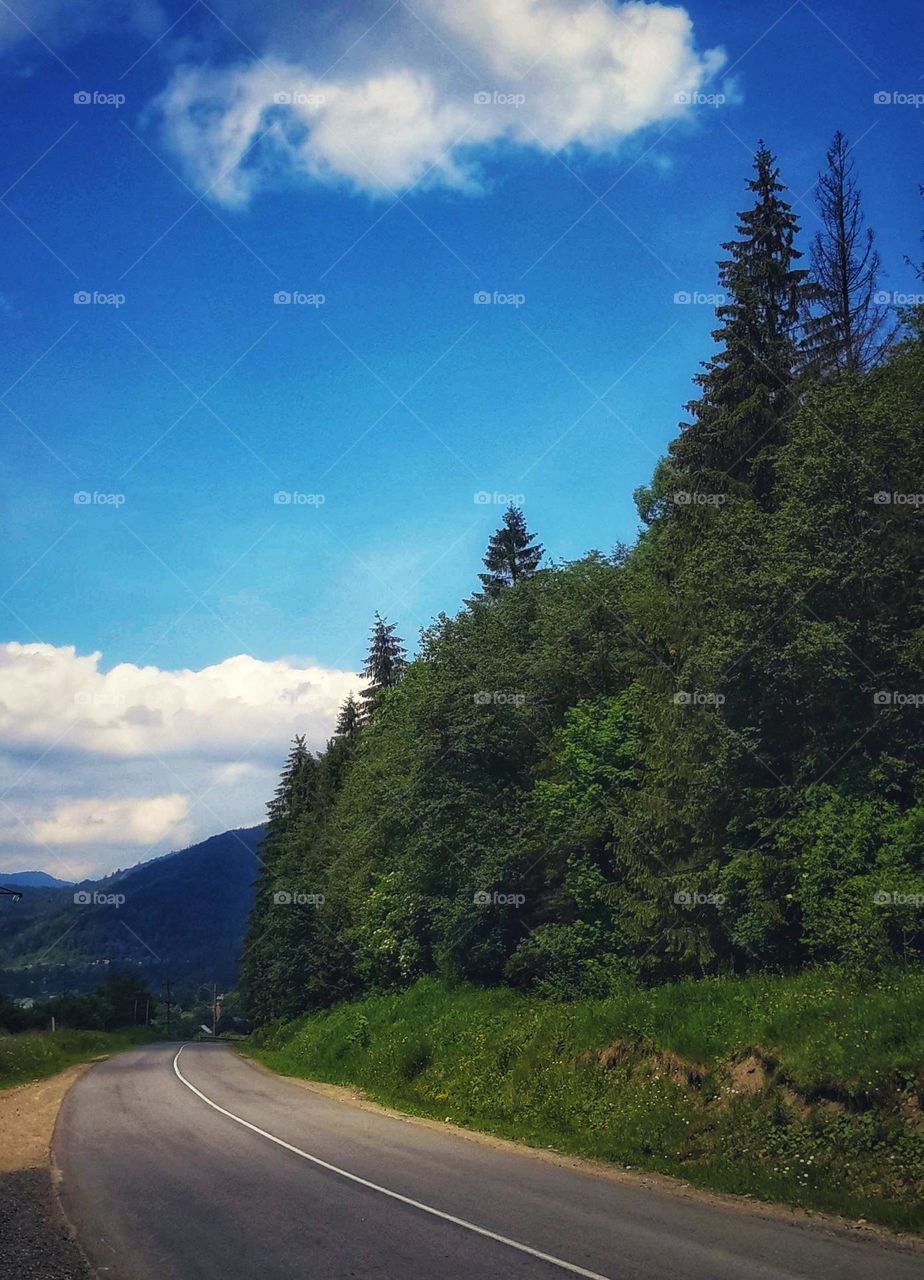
[241,140,924,1020]
[247,973,924,1230]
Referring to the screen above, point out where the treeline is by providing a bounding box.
[0,971,154,1033]
[242,137,924,1023]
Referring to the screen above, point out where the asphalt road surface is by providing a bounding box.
[53,1043,923,1280]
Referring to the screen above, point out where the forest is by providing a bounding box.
[241,136,924,1025]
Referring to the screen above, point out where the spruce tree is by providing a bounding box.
[264,735,312,828]
[240,735,315,1022]
[801,131,886,376]
[670,144,810,504]
[476,505,544,599]
[334,693,362,741]
[360,614,407,719]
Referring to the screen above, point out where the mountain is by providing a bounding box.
[0,871,74,889]
[0,827,264,999]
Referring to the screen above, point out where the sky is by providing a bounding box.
[0,0,921,878]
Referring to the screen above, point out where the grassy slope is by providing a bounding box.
[0,1026,155,1088]
[245,968,924,1232]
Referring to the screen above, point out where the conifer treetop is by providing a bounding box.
[801,130,886,376]
[476,504,544,599]
[670,142,811,504]
[335,692,362,740]
[360,614,407,717]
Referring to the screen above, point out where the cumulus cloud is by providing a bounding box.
[155,0,725,201]
[32,794,190,848]
[0,643,358,879]
[0,643,356,757]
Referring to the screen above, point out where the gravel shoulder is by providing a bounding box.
[0,1065,94,1280]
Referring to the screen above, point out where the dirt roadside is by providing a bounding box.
[0,1066,94,1280]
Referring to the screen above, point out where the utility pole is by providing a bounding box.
[164,980,173,1039]
[211,985,221,1040]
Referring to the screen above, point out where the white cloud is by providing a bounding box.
[32,794,190,848]
[0,643,358,879]
[155,0,725,201]
[0,643,356,757]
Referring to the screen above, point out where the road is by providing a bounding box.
[53,1043,922,1280]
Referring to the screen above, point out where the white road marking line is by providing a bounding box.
[173,1046,612,1280]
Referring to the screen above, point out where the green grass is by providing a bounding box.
[0,1026,156,1088]
[244,968,924,1233]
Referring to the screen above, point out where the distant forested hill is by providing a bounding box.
[0,871,74,889]
[0,827,263,998]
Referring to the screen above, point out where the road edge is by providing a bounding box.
[0,1061,97,1280]
[51,1045,171,1280]
[236,1047,924,1258]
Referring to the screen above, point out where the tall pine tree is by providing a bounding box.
[801,131,886,376]
[334,692,362,741]
[475,505,544,599]
[240,735,315,1021]
[263,734,313,828]
[360,614,407,719]
[670,144,810,505]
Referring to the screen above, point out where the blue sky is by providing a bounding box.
[0,0,921,875]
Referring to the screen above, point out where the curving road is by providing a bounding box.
[53,1043,922,1280]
